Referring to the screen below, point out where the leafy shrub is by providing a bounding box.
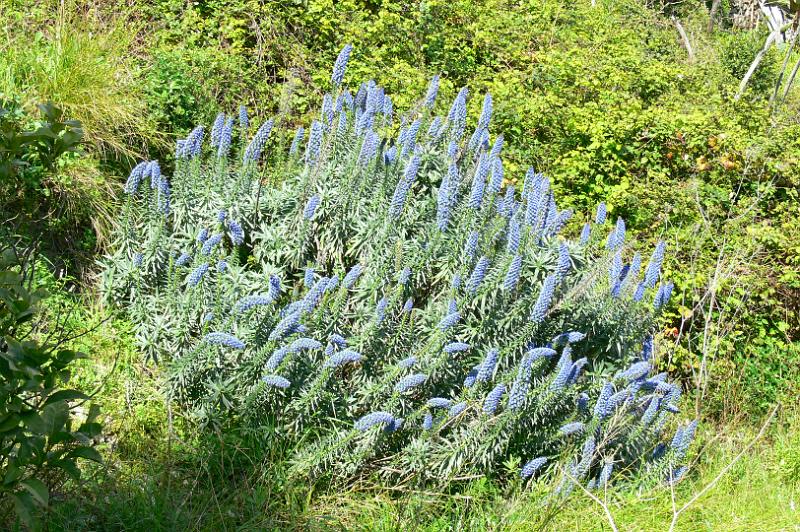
[719,30,779,97]
[0,100,114,263]
[6,3,797,407]
[0,101,82,183]
[142,49,207,135]
[142,46,241,137]
[100,47,697,494]
[0,247,103,527]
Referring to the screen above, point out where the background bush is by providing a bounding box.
[0,245,103,528]
[4,2,796,420]
[203,0,778,419]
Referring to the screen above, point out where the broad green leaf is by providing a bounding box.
[53,458,81,481]
[12,490,36,528]
[20,411,47,434]
[69,446,102,463]
[39,402,69,435]
[43,389,88,406]
[0,413,20,432]
[3,464,22,485]
[20,477,48,507]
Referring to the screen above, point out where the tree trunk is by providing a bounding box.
[708,0,722,33]
[735,31,777,100]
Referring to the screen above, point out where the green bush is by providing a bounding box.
[719,29,780,97]
[0,247,103,528]
[0,100,82,182]
[0,100,114,262]
[0,9,163,160]
[4,0,798,422]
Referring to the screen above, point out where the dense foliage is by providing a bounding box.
[0,101,82,182]
[100,50,696,494]
[0,247,102,527]
[0,100,108,264]
[0,1,797,528]
[3,0,797,417]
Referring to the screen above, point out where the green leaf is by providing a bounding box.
[39,402,69,435]
[20,411,47,434]
[86,403,101,424]
[12,491,36,528]
[77,421,102,438]
[69,446,102,463]
[20,477,48,507]
[55,349,86,366]
[0,413,20,432]
[43,389,88,406]
[53,458,81,481]
[49,430,78,445]
[4,464,23,486]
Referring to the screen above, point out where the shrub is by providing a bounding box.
[0,101,82,183]
[719,29,780,97]
[0,100,114,263]
[0,246,103,527]
[100,47,696,493]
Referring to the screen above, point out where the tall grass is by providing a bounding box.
[0,3,165,160]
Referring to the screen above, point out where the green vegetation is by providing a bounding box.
[20,311,799,530]
[101,61,695,493]
[1,6,161,158]
[0,249,103,529]
[0,0,798,529]
[0,101,102,256]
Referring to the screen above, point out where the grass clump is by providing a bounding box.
[0,4,163,160]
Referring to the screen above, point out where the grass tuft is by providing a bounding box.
[0,4,165,161]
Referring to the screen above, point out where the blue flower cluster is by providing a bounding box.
[108,46,694,495]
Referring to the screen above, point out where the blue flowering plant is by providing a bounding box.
[101,46,695,494]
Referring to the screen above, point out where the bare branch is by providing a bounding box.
[708,0,722,33]
[672,16,695,62]
[780,54,800,100]
[770,27,799,103]
[564,467,619,532]
[735,31,778,100]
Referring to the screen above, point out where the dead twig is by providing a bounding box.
[564,466,619,532]
[736,27,780,100]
